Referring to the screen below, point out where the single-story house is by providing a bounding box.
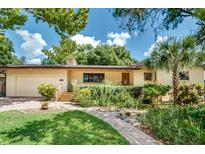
[0,58,204,97]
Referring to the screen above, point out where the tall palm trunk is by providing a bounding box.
[172,68,179,104]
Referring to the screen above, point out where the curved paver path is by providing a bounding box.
[83,109,157,145]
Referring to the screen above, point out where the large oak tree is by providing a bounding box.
[113,9,205,45]
[26,8,89,36]
[0,8,89,65]
[42,37,137,65]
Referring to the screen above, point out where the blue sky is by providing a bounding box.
[5,8,198,64]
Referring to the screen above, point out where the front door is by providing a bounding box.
[122,73,130,85]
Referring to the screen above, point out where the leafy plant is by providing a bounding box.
[176,83,205,105]
[141,105,205,144]
[112,90,139,108]
[38,84,57,101]
[74,88,94,107]
[142,84,171,104]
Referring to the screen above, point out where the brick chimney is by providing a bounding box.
[66,57,77,65]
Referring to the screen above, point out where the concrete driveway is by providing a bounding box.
[0,97,79,112]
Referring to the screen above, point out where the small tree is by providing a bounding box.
[143,36,205,104]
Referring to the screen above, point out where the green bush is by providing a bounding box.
[141,105,205,144]
[74,88,94,107]
[38,84,57,101]
[142,84,171,104]
[112,89,139,108]
[176,83,204,105]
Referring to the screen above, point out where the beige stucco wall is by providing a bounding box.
[6,69,67,97]
[132,67,204,86]
[156,67,204,85]
[133,69,156,86]
[5,67,204,97]
[70,69,133,85]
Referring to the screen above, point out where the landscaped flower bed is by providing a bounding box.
[74,84,171,109]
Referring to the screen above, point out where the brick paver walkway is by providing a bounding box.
[84,109,157,145]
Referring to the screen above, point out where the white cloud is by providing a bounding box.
[26,58,42,64]
[71,34,101,47]
[144,36,168,57]
[16,30,47,64]
[106,32,131,46]
[70,32,131,48]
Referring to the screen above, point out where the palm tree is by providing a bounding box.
[143,36,204,104]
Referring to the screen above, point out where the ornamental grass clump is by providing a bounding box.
[141,105,205,144]
[75,85,139,108]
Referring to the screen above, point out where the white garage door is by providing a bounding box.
[16,76,58,97]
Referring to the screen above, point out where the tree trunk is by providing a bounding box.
[172,68,179,104]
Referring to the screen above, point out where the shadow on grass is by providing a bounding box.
[1,110,128,145]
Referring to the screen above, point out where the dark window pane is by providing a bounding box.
[83,73,104,83]
[179,71,189,80]
[144,73,152,81]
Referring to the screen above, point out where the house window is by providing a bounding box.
[144,72,152,81]
[179,71,189,80]
[83,73,105,83]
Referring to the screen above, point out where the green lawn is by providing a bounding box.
[0,110,128,145]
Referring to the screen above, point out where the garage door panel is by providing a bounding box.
[16,76,58,97]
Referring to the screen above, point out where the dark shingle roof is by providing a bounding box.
[0,64,143,70]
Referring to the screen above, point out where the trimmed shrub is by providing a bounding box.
[38,84,57,101]
[141,105,205,144]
